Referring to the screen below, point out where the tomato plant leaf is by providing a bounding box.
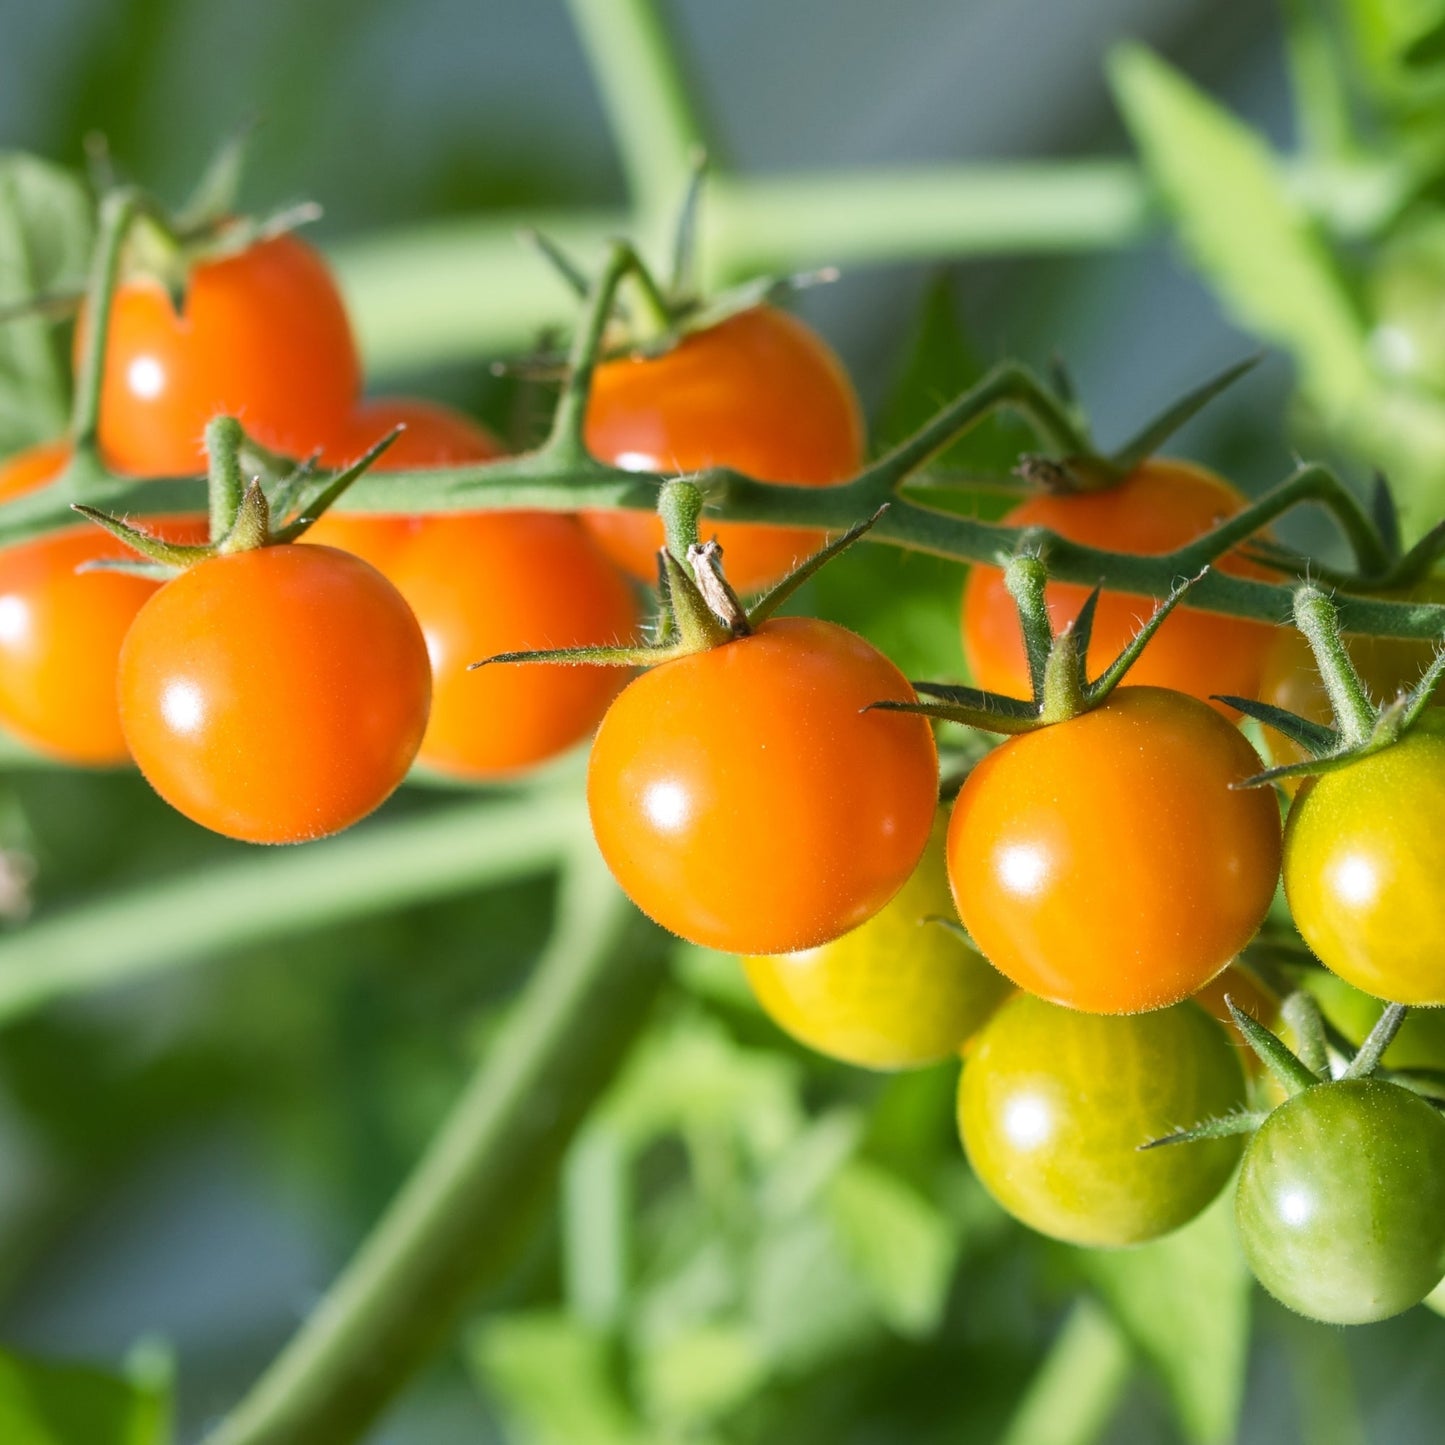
[1109,45,1373,422]
[0,153,93,455]
[0,1347,170,1445]
[1080,1192,1251,1445]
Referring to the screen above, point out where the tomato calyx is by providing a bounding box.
[1142,991,1417,1151]
[1226,582,1445,788]
[72,414,397,576]
[879,552,1204,735]
[474,477,888,675]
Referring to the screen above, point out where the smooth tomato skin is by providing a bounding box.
[961,460,1275,715]
[387,513,639,779]
[742,814,1011,1070]
[582,307,865,594]
[587,616,938,955]
[959,993,1247,1247]
[1236,1079,1445,1324]
[948,687,1282,1014]
[0,442,207,765]
[81,232,361,476]
[307,397,504,574]
[1284,715,1445,1004]
[118,545,430,843]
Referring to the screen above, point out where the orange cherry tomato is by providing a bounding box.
[587,616,938,954]
[387,512,639,779]
[80,231,361,476]
[307,397,505,574]
[0,442,206,765]
[118,544,430,842]
[947,686,1283,1014]
[582,307,865,594]
[961,460,1275,715]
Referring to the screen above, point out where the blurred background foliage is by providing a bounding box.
[2,1,1445,1442]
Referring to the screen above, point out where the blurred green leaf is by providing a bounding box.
[637,1322,767,1431]
[0,153,92,454]
[825,1158,959,1338]
[472,1313,640,1445]
[1081,1192,1251,1445]
[998,1299,1132,1445]
[0,1348,169,1445]
[1110,44,1373,420]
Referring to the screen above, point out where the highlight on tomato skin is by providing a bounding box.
[117,543,431,844]
[0,441,208,766]
[307,397,506,575]
[581,305,866,595]
[78,230,362,477]
[742,814,1012,1070]
[586,615,939,957]
[960,459,1276,717]
[959,991,1248,1248]
[946,686,1283,1016]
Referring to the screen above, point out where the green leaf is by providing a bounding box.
[0,1347,169,1445]
[636,1323,767,1429]
[825,1158,959,1338]
[1109,45,1373,420]
[471,1313,640,1445]
[0,153,94,454]
[1080,1192,1251,1445]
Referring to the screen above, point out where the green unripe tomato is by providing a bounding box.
[1236,1078,1445,1324]
[1284,715,1445,1005]
[743,817,1011,1069]
[958,993,1247,1247]
[1303,970,1445,1072]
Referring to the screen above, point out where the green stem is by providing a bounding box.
[206,416,247,541]
[204,847,668,1445]
[0,788,581,1030]
[564,0,707,224]
[1003,554,1054,701]
[1293,587,1377,745]
[544,241,638,463]
[69,187,142,460]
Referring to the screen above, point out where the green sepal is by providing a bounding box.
[1280,990,1329,1077]
[668,146,709,300]
[1369,471,1403,563]
[1226,996,1322,1096]
[271,429,401,542]
[869,694,1042,735]
[1138,1111,1268,1151]
[1377,1068,1445,1105]
[746,505,889,625]
[1081,570,1201,702]
[1109,354,1260,473]
[922,914,980,950]
[74,557,180,582]
[661,547,734,650]
[518,227,594,301]
[1394,648,1445,731]
[69,505,209,571]
[470,643,681,671]
[1216,696,1339,755]
[173,120,258,235]
[638,266,839,358]
[1234,745,1391,791]
[0,290,84,325]
[1342,1003,1409,1080]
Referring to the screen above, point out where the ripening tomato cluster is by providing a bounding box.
[5,208,1445,1328]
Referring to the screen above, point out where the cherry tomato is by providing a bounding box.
[959,992,1247,1247]
[1303,969,1445,1071]
[80,231,360,476]
[0,442,207,765]
[1236,1078,1445,1323]
[118,544,429,842]
[1257,592,1444,779]
[582,307,865,594]
[307,397,504,574]
[587,616,938,954]
[1284,714,1445,1004]
[742,814,1010,1069]
[961,460,1275,715]
[948,686,1282,1014]
[387,513,639,779]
